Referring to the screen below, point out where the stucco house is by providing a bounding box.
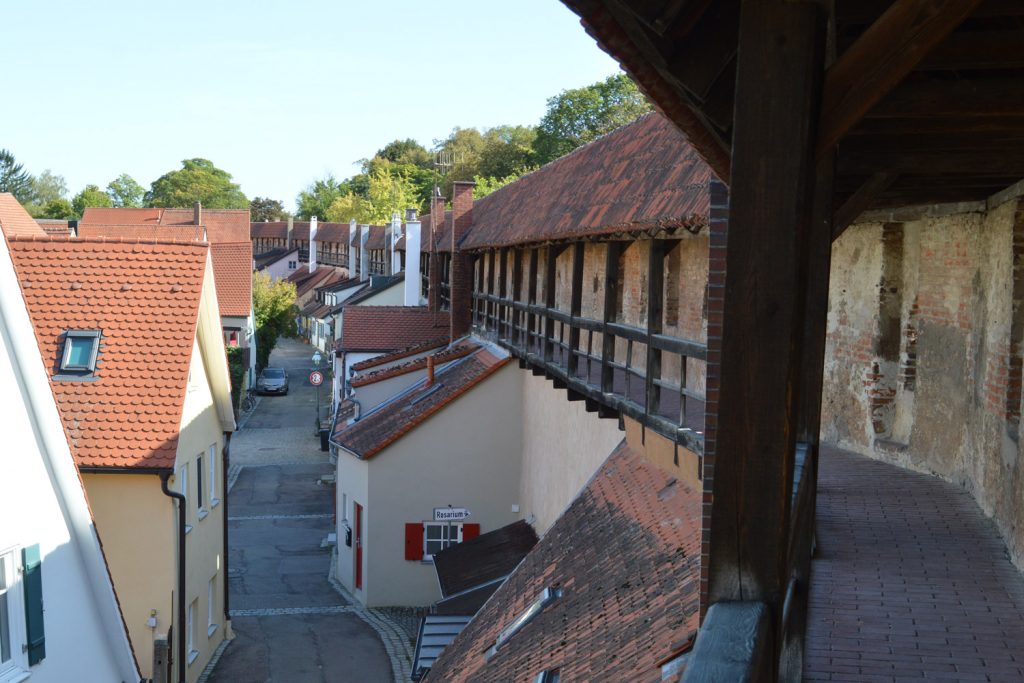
[330,343,522,607]
[0,194,140,683]
[4,220,236,683]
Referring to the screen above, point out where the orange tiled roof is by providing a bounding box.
[80,206,250,243]
[5,236,209,470]
[339,306,450,353]
[365,224,387,251]
[0,193,46,237]
[210,242,252,317]
[77,224,206,241]
[35,219,72,236]
[349,341,479,388]
[427,439,702,681]
[349,338,450,372]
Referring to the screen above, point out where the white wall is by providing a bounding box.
[260,250,300,282]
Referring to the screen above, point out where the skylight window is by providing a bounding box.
[60,330,100,374]
[486,587,562,660]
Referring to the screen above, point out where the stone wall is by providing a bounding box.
[823,193,1024,570]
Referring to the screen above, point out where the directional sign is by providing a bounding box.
[309,370,324,386]
[434,507,471,522]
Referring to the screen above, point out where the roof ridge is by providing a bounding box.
[6,235,210,247]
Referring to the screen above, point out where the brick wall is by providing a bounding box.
[450,182,475,339]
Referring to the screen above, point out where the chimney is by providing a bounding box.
[403,216,422,306]
[348,219,358,277]
[405,208,417,222]
[287,215,294,250]
[358,225,370,282]
[449,181,475,340]
[426,355,435,387]
[309,216,319,273]
[193,201,202,226]
[428,191,445,312]
[390,212,402,275]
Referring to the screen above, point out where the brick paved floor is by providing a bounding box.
[805,446,1024,681]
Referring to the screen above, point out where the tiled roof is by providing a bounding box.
[0,193,46,237]
[80,207,161,225]
[461,112,714,249]
[288,265,347,298]
[350,338,450,372]
[339,306,450,353]
[249,220,351,243]
[35,219,72,236]
[340,275,402,307]
[332,348,510,458]
[250,222,288,239]
[316,222,350,243]
[77,224,206,241]
[210,242,252,316]
[80,207,250,243]
[350,341,478,388]
[254,247,294,269]
[426,439,702,681]
[418,210,454,254]
[365,224,387,251]
[5,237,208,470]
[433,519,538,598]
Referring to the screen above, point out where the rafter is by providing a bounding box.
[832,172,899,240]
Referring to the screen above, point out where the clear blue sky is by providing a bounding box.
[2,0,621,211]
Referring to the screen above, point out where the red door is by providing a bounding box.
[354,503,363,590]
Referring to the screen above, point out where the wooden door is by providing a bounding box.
[354,503,363,590]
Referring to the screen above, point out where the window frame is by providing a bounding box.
[196,454,207,521]
[0,547,27,681]
[208,445,219,508]
[179,464,193,533]
[422,522,463,561]
[187,599,199,665]
[207,576,217,638]
[59,329,101,374]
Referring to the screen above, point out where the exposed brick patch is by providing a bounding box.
[806,446,1024,681]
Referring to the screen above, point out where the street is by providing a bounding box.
[205,338,396,683]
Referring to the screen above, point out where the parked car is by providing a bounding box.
[257,367,289,395]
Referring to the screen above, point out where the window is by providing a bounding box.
[486,587,562,660]
[424,523,462,559]
[1,545,45,678]
[197,455,207,520]
[59,329,100,374]
[207,577,217,637]
[179,464,192,533]
[208,445,219,507]
[187,599,199,665]
[0,549,22,677]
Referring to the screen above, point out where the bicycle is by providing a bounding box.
[241,387,257,412]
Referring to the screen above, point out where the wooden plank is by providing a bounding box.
[832,171,898,240]
[543,246,559,363]
[920,29,1024,70]
[838,145,1024,176]
[602,242,622,394]
[527,248,539,351]
[867,76,1024,119]
[682,602,772,683]
[708,0,827,625]
[819,0,983,154]
[665,0,740,101]
[646,240,666,417]
[569,242,585,377]
[498,247,508,339]
[511,248,523,345]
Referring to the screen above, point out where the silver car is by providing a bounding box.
[256,367,289,395]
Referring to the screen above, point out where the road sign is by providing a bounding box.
[434,507,471,522]
[309,370,324,386]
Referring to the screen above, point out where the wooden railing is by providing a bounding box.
[472,289,706,453]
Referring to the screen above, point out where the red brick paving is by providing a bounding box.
[805,446,1024,681]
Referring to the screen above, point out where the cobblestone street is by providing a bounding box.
[204,338,402,683]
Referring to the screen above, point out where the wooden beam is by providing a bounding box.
[602,241,622,394]
[645,240,666,418]
[832,171,898,240]
[527,248,539,353]
[920,29,1024,70]
[498,247,508,339]
[543,246,558,363]
[838,145,1024,176]
[665,0,740,101]
[818,0,983,154]
[708,0,827,618]
[511,248,523,346]
[569,242,585,378]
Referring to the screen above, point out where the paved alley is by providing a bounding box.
[206,338,397,683]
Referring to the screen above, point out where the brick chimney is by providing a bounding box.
[309,216,318,273]
[428,190,445,312]
[449,181,475,340]
[348,219,358,277]
[193,201,202,226]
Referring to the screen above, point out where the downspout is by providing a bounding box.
[222,433,231,624]
[160,472,187,683]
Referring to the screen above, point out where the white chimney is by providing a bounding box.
[403,218,422,306]
[348,219,358,277]
[309,216,318,273]
[390,212,402,275]
[359,224,370,282]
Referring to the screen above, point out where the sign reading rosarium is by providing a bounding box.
[433,507,471,522]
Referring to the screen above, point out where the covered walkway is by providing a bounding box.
[805,446,1024,681]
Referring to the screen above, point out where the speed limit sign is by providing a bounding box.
[309,370,324,386]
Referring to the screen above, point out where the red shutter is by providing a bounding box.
[405,523,424,560]
[463,523,480,542]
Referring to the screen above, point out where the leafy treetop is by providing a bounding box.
[106,173,145,208]
[0,149,33,202]
[146,158,248,209]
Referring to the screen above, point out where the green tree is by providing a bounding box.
[252,271,297,370]
[295,175,346,220]
[39,198,74,219]
[250,197,286,222]
[325,164,424,225]
[376,138,431,168]
[72,184,112,216]
[106,173,145,208]
[473,173,520,199]
[0,149,33,202]
[478,125,537,179]
[533,73,651,165]
[146,158,248,209]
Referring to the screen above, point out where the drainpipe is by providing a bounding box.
[159,472,187,683]
[222,433,231,624]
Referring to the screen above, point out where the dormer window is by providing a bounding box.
[60,330,100,374]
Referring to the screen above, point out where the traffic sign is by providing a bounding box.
[434,507,471,522]
[309,370,324,386]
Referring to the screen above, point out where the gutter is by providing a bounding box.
[222,432,231,624]
[159,472,187,683]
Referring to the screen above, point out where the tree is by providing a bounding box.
[252,272,297,370]
[146,158,248,209]
[72,184,112,217]
[106,173,145,208]
[31,170,68,205]
[325,164,424,225]
[478,125,537,179]
[376,138,431,168]
[473,173,520,199]
[295,175,347,220]
[0,149,33,202]
[533,73,651,165]
[39,198,74,219]
[250,197,286,222]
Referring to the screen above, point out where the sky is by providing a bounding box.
[2,0,622,212]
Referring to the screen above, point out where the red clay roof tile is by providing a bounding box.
[5,236,209,470]
[349,341,479,387]
[210,242,253,317]
[339,306,450,353]
[0,193,47,237]
[349,338,450,372]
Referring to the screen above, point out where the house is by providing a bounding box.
[0,194,139,682]
[4,222,236,683]
[330,343,523,607]
[424,437,702,682]
[254,246,300,281]
[79,205,258,388]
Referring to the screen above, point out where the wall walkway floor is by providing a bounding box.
[805,446,1024,681]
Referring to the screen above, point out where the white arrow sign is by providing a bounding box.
[433,507,471,522]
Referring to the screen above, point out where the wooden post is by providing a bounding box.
[486,251,496,331]
[569,242,585,376]
[498,247,509,339]
[601,241,621,394]
[527,248,539,353]
[706,0,829,655]
[646,240,665,417]
[543,246,558,363]
[511,247,523,345]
